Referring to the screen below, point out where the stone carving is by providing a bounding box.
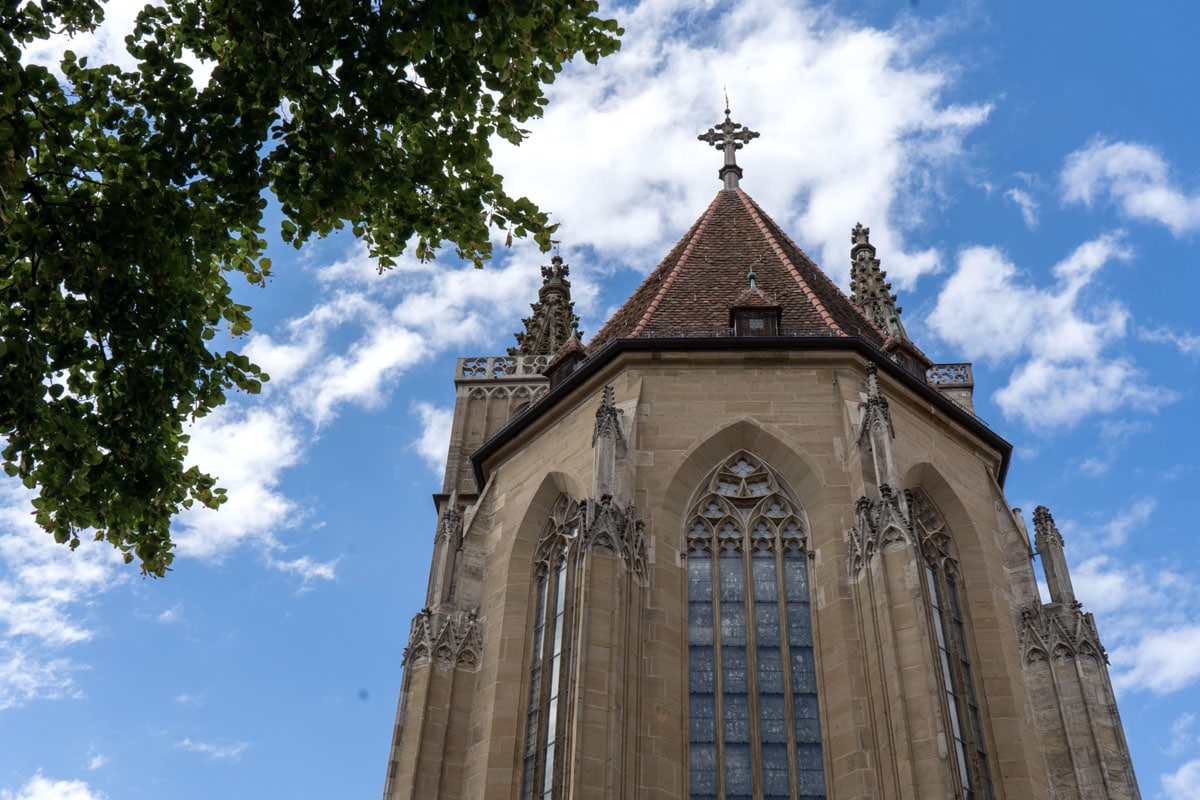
[592,385,622,446]
[697,106,760,190]
[858,362,899,491]
[926,363,974,387]
[846,485,913,574]
[436,494,463,545]
[509,255,581,357]
[1019,602,1106,665]
[458,355,549,379]
[582,495,647,578]
[403,608,482,669]
[686,451,809,557]
[848,223,905,339]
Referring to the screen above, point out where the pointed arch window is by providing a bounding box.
[911,490,994,800]
[521,496,581,800]
[686,452,827,800]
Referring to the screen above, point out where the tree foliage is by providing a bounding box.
[0,0,622,575]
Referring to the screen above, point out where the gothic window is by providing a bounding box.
[911,490,994,800]
[521,496,581,800]
[686,452,827,800]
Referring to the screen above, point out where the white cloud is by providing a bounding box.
[85,754,105,771]
[174,405,303,562]
[1140,325,1200,358]
[1062,139,1200,235]
[0,480,126,709]
[266,555,340,589]
[0,775,105,800]
[927,233,1168,429]
[493,0,991,288]
[0,645,84,711]
[175,737,250,761]
[1164,760,1200,800]
[156,603,182,624]
[173,693,206,707]
[412,403,454,477]
[1112,624,1200,695]
[1005,187,1039,228]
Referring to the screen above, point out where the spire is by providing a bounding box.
[1033,506,1078,607]
[849,224,908,340]
[858,362,899,492]
[510,255,581,356]
[698,107,760,190]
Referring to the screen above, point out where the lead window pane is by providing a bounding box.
[689,646,714,692]
[760,693,787,742]
[763,742,790,794]
[690,743,717,795]
[724,742,752,794]
[783,555,808,600]
[752,555,778,601]
[722,693,751,742]
[720,600,747,645]
[721,647,748,692]
[690,693,715,741]
[689,602,714,645]
[757,647,784,692]
[755,602,781,645]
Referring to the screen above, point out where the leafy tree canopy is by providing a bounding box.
[0,0,622,575]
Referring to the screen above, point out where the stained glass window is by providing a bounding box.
[521,497,581,800]
[911,490,995,800]
[686,452,827,800]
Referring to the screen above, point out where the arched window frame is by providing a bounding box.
[520,496,582,800]
[684,451,827,800]
[911,489,995,800]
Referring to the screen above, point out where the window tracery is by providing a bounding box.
[911,489,994,800]
[521,496,582,800]
[685,452,827,800]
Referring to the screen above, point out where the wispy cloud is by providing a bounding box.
[1005,187,1039,228]
[1062,139,1200,235]
[156,603,183,625]
[175,737,250,762]
[1167,713,1198,757]
[1140,325,1200,358]
[267,555,340,590]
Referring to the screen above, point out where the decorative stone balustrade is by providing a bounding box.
[456,355,550,380]
[926,363,974,388]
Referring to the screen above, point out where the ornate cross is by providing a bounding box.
[698,108,760,190]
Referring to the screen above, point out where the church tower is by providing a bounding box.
[382,112,1140,800]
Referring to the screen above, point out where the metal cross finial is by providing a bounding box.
[698,107,760,190]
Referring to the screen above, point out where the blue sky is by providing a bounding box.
[7,1,1200,798]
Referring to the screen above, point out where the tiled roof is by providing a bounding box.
[588,189,887,349]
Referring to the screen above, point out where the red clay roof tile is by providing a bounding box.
[588,189,887,349]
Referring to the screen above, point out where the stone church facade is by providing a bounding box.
[382,113,1140,800]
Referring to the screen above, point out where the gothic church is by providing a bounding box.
[381,112,1141,800]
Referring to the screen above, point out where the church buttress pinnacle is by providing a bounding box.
[510,254,581,356]
[849,223,908,340]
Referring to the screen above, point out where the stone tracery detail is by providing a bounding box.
[846,485,913,574]
[403,608,482,669]
[684,451,808,555]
